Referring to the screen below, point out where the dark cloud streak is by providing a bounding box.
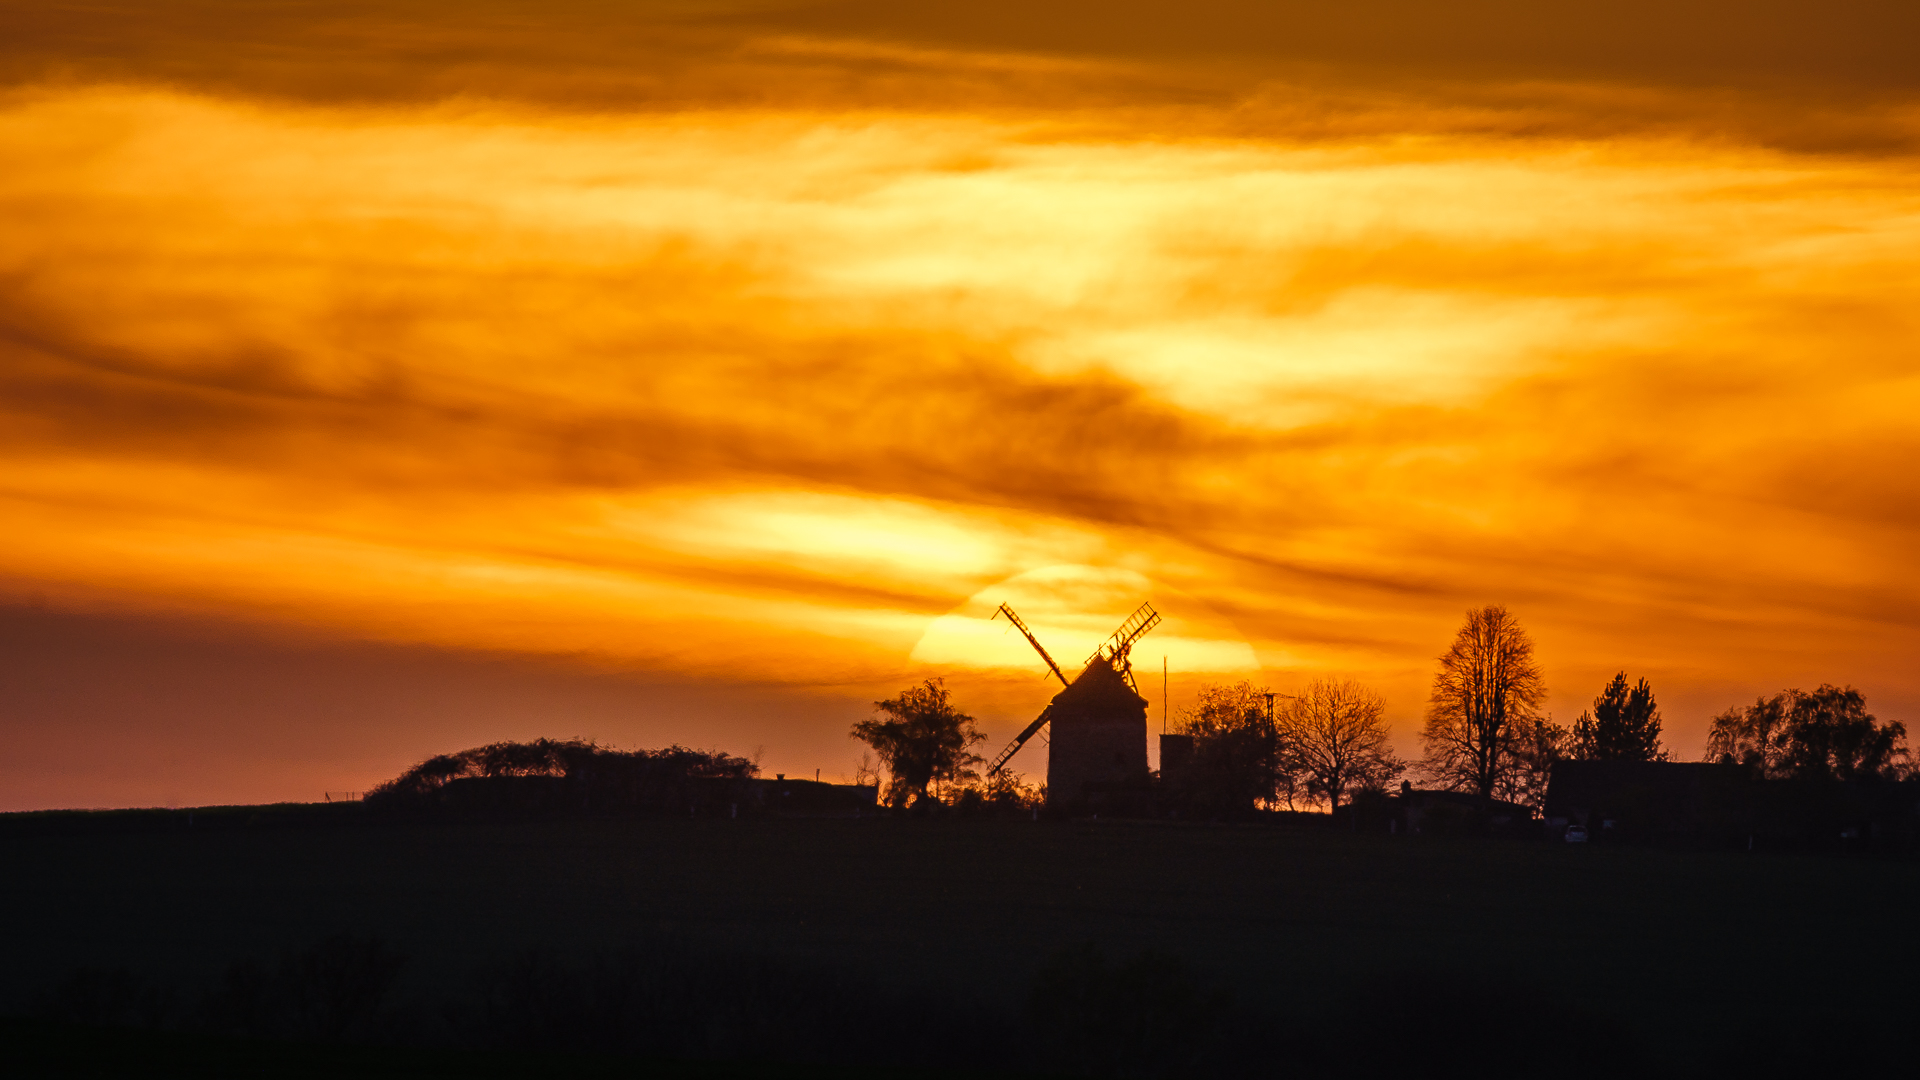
[4,1,1918,151]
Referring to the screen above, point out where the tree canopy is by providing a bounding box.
[851,678,985,808]
[1174,681,1286,814]
[1571,673,1666,762]
[1705,685,1908,781]
[1418,605,1547,799]
[365,739,758,812]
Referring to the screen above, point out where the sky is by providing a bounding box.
[1,1,1917,809]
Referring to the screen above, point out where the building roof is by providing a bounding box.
[1049,656,1146,717]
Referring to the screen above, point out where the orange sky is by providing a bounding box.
[2,1,1917,809]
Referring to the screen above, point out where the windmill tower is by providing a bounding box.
[986,601,1162,810]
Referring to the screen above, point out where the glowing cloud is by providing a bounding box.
[2,0,1918,804]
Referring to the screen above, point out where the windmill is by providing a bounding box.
[985,600,1162,806]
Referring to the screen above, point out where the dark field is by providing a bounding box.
[3,810,1915,1076]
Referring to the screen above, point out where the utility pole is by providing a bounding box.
[1163,656,1168,734]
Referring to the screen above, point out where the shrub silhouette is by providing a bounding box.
[365,740,757,815]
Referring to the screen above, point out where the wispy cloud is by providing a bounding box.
[1,3,1917,802]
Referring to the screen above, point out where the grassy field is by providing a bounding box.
[2,810,1914,1075]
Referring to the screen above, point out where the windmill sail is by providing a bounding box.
[1088,601,1161,691]
[993,603,1069,687]
[985,704,1051,777]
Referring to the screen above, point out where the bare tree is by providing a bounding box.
[1279,680,1403,813]
[1418,605,1547,799]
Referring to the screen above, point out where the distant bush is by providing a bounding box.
[365,740,757,815]
[957,769,1045,816]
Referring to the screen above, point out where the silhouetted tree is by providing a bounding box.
[1176,681,1288,813]
[1706,693,1789,775]
[476,739,571,777]
[1418,605,1547,799]
[1278,680,1403,813]
[1705,685,1908,781]
[1500,715,1569,811]
[851,678,985,808]
[1571,673,1666,761]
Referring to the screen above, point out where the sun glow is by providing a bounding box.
[910,565,1261,675]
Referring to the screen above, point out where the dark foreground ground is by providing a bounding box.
[2,808,1915,1077]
